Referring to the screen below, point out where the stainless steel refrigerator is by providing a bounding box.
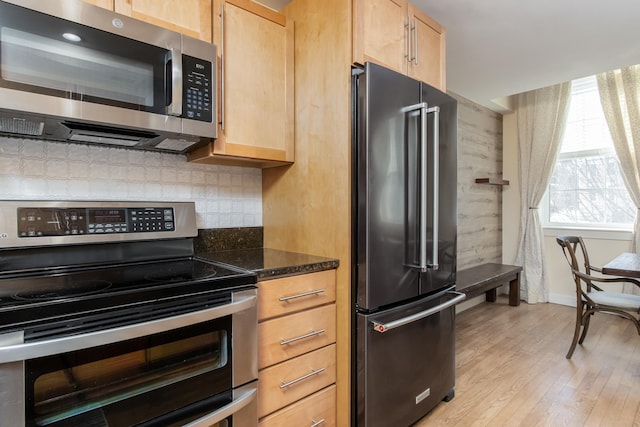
[351,62,465,426]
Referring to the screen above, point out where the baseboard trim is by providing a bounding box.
[549,293,576,307]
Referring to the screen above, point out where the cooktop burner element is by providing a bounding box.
[12,280,113,301]
[0,257,249,305]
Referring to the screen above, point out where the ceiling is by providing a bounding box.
[258,0,640,113]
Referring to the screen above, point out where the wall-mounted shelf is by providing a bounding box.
[475,178,510,186]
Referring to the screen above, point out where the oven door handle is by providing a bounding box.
[0,292,256,363]
[183,383,257,427]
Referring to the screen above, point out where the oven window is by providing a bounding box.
[25,319,232,427]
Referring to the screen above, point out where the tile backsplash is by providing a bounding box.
[0,137,262,228]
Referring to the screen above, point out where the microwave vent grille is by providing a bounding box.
[0,117,45,136]
[62,121,158,147]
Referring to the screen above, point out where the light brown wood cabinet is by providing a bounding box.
[114,0,213,42]
[259,385,336,427]
[257,269,337,425]
[82,0,213,43]
[187,0,294,167]
[353,0,445,90]
[80,0,114,9]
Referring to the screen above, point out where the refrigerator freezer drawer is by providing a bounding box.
[356,290,459,426]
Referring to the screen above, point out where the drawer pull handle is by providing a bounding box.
[280,329,326,345]
[279,289,325,302]
[280,368,325,389]
[311,419,326,427]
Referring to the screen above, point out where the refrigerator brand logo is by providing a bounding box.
[416,387,431,404]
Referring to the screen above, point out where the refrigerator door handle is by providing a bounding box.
[428,106,440,271]
[401,102,441,272]
[371,291,465,333]
[401,102,429,271]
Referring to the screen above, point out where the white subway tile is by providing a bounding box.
[46,160,68,178]
[0,138,21,155]
[0,155,21,175]
[68,143,89,159]
[21,140,46,158]
[46,143,68,159]
[69,161,90,179]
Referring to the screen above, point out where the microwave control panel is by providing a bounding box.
[17,207,175,238]
[183,55,212,123]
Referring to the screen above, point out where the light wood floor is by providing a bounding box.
[414,297,640,426]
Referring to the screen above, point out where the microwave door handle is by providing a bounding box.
[167,48,183,117]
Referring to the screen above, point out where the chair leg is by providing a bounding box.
[578,312,592,344]
[566,312,583,359]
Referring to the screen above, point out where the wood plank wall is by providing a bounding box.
[452,93,504,269]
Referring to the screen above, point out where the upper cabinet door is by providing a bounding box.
[114,0,213,42]
[353,0,446,91]
[353,0,409,75]
[188,0,294,167]
[407,5,445,89]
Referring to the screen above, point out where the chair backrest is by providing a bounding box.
[556,235,596,293]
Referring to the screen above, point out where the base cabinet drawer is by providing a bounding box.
[259,304,336,368]
[258,385,336,427]
[258,344,336,418]
[258,269,336,320]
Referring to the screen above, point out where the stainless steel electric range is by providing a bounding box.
[0,201,258,427]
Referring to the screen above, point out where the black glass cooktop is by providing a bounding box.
[0,257,256,331]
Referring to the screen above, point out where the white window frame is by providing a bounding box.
[541,76,634,241]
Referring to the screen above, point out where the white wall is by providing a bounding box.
[501,112,633,305]
[545,234,630,305]
[0,137,262,228]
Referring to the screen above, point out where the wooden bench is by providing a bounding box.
[456,263,522,307]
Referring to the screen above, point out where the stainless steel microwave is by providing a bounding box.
[0,0,217,153]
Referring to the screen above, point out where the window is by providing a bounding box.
[542,75,635,230]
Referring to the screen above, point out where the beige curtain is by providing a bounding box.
[597,65,640,295]
[596,65,640,253]
[515,82,572,303]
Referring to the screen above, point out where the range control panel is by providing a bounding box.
[17,207,175,238]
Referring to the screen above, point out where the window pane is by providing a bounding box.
[545,75,635,229]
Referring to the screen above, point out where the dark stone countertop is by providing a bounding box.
[197,248,339,280]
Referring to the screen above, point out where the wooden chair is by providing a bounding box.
[556,235,640,359]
